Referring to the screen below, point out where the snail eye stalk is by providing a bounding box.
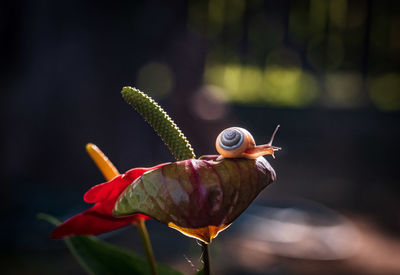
[268,125,280,146]
[242,125,282,159]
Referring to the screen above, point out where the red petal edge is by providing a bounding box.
[51,163,169,238]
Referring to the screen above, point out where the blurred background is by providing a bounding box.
[1,0,400,274]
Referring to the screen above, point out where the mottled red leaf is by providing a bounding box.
[113,156,275,243]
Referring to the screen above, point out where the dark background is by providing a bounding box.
[1,0,400,274]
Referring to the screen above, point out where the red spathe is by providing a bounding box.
[51,163,169,238]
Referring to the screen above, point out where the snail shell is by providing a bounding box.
[215,125,281,159]
[216,127,255,158]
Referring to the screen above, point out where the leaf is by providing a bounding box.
[121,86,195,161]
[38,213,182,275]
[113,156,276,243]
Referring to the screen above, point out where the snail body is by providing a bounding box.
[216,126,281,159]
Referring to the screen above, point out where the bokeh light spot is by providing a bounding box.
[191,85,229,121]
[309,0,329,34]
[329,0,348,29]
[136,62,174,99]
[325,71,364,108]
[307,33,345,71]
[369,73,400,111]
[204,63,319,108]
[263,66,319,107]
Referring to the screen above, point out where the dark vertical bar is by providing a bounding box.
[362,0,373,77]
[202,242,210,275]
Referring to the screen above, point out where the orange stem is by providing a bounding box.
[86,143,119,181]
[86,143,157,275]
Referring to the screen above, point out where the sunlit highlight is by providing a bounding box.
[168,222,230,244]
[204,64,319,107]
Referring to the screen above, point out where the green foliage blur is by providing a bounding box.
[183,0,400,110]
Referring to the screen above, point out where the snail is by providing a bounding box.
[216,125,281,160]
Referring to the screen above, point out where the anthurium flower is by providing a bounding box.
[52,88,278,245]
[51,163,168,238]
[113,155,276,243]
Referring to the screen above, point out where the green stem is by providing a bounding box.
[201,242,210,275]
[136,219,158,275]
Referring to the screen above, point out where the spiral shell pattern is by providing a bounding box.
[218,128,244,150]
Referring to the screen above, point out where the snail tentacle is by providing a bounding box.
[267,125,280,146]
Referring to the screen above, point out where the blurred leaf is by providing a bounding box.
[38,213,62,226]
[38,213,182,275]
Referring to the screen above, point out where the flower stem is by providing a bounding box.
[201,242,210,275]
[136,218,158,275]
